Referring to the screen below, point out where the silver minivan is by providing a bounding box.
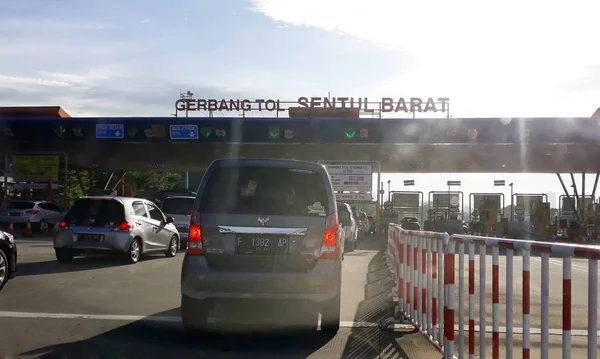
[180,158,343,333]
[159,196,194,249]
[54,196,180,263]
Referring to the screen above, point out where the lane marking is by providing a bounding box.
[451,324,597,337]
[0,311,378,328]
[532,257,588,273]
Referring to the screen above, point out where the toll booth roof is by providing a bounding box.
[0,106,71,118]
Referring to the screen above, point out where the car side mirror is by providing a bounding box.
[166,216,174,224]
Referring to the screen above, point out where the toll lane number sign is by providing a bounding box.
[170,125,199,140]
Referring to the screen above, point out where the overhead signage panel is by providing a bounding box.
[3,117,600,145]
[96,124,124,139]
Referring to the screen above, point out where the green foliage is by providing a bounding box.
[66,170,183,204]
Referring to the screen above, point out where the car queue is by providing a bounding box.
[0,158,381,335]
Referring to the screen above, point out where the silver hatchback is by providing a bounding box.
[54,196,180,264]
[180,159,343,333]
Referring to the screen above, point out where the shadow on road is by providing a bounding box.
[16,255,163,277]
[20,307,336,359]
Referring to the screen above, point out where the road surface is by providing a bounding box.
[0,236,439,358]
[448,251,600,358]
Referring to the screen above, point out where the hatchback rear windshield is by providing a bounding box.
[161,197,194,215]
[7,201,35,210]
[200,166,330,216]
[64,199,125,227]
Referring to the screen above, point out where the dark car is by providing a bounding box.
[0,230,17,291]
[180,158,343,333]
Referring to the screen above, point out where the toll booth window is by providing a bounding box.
[200,166,328,216]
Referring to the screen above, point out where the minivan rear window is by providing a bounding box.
[200,166,330,216]
[64,199,125,227]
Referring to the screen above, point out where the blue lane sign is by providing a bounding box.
[96,124,124,139]
[170,125,198,140]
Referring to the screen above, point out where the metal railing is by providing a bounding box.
[384,224,600,359]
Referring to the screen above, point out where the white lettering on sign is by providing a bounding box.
[324,163,373,192]
[324,164,373,175]
[335,193,372,202]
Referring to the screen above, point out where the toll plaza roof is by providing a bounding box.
[0,106,71,118]
[0,116,598,172]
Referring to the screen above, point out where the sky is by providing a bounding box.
[1,0,600,202]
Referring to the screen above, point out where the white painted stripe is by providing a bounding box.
[0,311,378,328]
[451,324,595,337]
[387,321,598,337]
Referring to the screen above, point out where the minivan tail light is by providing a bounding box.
[116,221,132,231]
[186,207,204,255]
[320,212,340,259]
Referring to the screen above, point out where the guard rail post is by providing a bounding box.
[443,235,455,359]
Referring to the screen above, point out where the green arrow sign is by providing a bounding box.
[126,126,137,137]
[54,125,66,138]
[200,127,212,138]
[344,128,356,139]
[268,127,280,139]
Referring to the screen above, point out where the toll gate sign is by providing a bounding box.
[432,192,461,209]
[473,194,501,212]
[324,163,372,192]
[392,192,420,209]
[516,195,544,215]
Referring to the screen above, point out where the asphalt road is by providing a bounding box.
[0,236,439,359]
[448,252,600,358]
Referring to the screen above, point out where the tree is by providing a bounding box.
[66,169,182,204]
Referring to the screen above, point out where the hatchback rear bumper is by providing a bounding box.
[181,255,341,303]
[53,230,134,253]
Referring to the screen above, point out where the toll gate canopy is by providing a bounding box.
[1,114,599,172]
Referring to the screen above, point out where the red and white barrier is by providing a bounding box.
[385,224,600,359]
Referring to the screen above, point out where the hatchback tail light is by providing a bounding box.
[26,209,39,215]
[116,221,132,231]
[58,221,67,228]
[320,212,340,259]
[186,207,204,255]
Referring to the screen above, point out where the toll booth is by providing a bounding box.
[510,193,549,239]
[427,191,464,234]
[469,193,505,236]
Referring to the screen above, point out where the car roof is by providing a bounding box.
[78,196,150,205]
[162,196,195,200]
[208,158,328,173]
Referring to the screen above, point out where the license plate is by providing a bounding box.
[235,235,289,255]
[79,234,104,242]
